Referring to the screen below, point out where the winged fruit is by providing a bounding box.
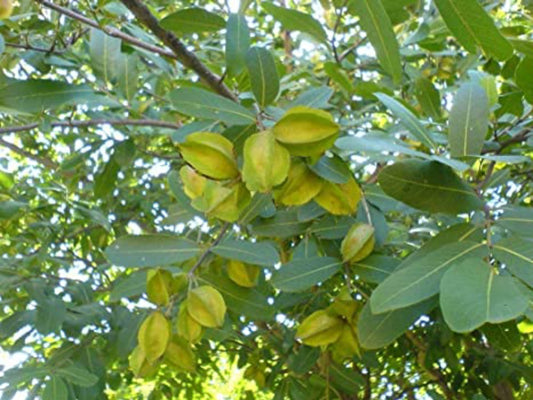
[341,223,375,263]
[187,285,227,328]
[296,310,343,347]
[179,132,239,179]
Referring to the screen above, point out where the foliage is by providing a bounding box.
[1,0,533,399]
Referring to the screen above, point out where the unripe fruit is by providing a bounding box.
[242,131,290,193]
[146,269,173,306]
[0,0,13,19]
[273,159,323,206]
[187,286,227,328]
[341,223,375,263]
[129,346,159,378]
[138,311,171,363]
[180,165,207,199]
[192,180,250,222]
[331,323,361,360]
[296,310,343,347]
[272,106,339,156]
[177,300,203,343]
[315,176,362,215]
[227,260,260,288]
[179,132,238,180]
[164,337,196,372]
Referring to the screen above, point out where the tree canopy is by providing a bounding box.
[1,0,533,399]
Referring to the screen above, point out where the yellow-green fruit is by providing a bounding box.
[0,0,13,19]
[341,223,375,263]
[242,131,291,193]
[315,176,362,215]
[164,337,196,372]
[244,365,266,388]
[187,286,227,328]
[296,310,343,347]
[129,346,159,378]
[192,181,250,222]
[273,159,323,206]
[331,323,361,360]
[138,311,171,363]
[179,132,238,180]
[227,260,260,288]
[328,288,359,320]
[177,301,203,343]
[272,106,339,156]
[180,165,207,199]
[146,269,173,306]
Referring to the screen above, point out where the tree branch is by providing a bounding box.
[0,138,58,169]
[36,0,178,61]
[118,0,237,101]
[0,118,181,135]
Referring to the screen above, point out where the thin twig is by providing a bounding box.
[0,118,181,135]
[118,0,237,101]
[0,138,58,169]
[187,223,230,279]
[36,0,178,60]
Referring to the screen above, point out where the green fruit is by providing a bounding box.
[187,286,227,328]
[315,176,362,215]
[272,106,339,156]
[0,0,13,19]
[242,131,290,193]
[227,260,260,288]
[341,223,375,263]
[179,132,238,179]
[296,310,343,347]
[273,159,323,206]
[138,311,171,363]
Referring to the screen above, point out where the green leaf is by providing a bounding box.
[160,8,225,34]
[212,238,279,267]
[493,236,533,287]
[481,322,521,352]
[0,201,27,219]
[251,210,311,238]
[324,62,353,93]
[36,297,66,334]
[448,83,489,157]
[262,2,328,45]
[56,363,99,387]
[109,271,147,302]
[434,0,513,61]
[414,77,441,120]
[309,154,351,184]
[358,297,437,349]
[440,259,528,333]
[374,93,436,149]
[288,86,333,109]
[116,54,138,101]
[271,257,342,292]
[201,274,274,320]
[0,80,99,114]
[497,206,533,237]
[377,160,484,214]
[226,14,250,76]
[348,0,402,84]
[1,366,48,386]
[169,87,256,125]
[105,235,199,267]
[370,241,487,313]
[89,28,122,84]
[515,57,533,104]
[94,156,120,199]
[245,47,279,108]
[238,193,273,224]
[0,34,4,55]
[329,363,365,394]
[352,255,400,284]
[310,216,354,239]
[42,377,68,400]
